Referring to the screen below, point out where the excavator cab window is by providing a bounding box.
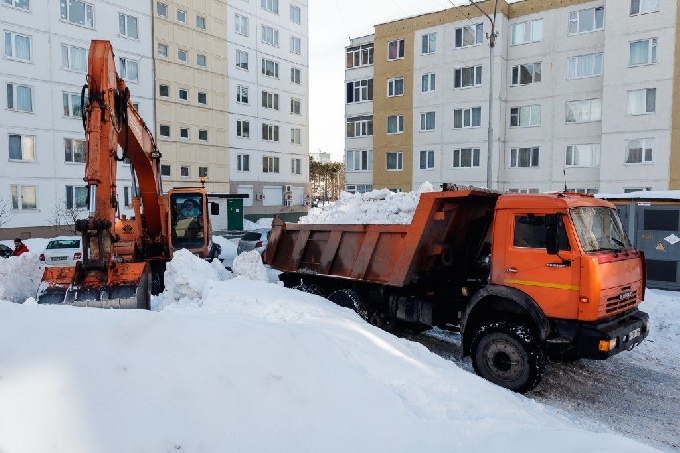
[170,193,205,249]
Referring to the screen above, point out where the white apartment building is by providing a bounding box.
[227,0,310,214]
[344,0,679,195]
[1,0,153,239]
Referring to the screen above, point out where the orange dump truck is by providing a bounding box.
[264,189,649,392]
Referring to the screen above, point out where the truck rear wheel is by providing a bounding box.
[471,322,545,393]
[328,289,369,321]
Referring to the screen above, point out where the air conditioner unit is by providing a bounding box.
[284,185,292,193]
[285,193,293,200]
[284,200,292,207]
[256,193,265,201]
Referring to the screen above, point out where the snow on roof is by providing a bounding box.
[597,191,680,201]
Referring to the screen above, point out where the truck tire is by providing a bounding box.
[471,322,545,393]
[327,289,369,321]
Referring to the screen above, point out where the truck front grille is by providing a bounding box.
[604,290,638,315]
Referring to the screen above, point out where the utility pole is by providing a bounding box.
[468,0,499,190]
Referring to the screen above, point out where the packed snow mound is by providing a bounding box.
[300,182,437,224]
[155,249,232,310]
[243,217,274,230]
[0,253,44,303]
[232,250,268,281]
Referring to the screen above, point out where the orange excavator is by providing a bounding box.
[37,40,220,309]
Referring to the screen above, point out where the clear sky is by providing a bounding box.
[307,0,470,161]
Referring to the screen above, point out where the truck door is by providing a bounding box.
[501,212,581,320]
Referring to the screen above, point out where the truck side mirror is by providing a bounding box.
[545,214,560,255]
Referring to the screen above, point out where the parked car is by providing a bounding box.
[0,244,13,258]
[40,236,82,267]
[237,229,270,256]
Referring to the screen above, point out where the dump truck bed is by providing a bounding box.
[264,190,499,287]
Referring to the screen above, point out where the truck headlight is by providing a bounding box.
[598,338,617,352]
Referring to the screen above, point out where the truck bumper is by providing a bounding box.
[576,309,649,360]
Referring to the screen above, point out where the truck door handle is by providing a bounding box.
[505,267,518,273]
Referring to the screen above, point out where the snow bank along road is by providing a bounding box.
[405,289,680,452]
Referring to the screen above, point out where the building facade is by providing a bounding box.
[1,0,151,239]
[344,0,679,194]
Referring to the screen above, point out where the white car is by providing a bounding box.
[236,229,271,256]
[40,236,82,267]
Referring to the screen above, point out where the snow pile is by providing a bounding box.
[300,182,437,224]
[0,253,44,303]
[211,235,237,261]
[243,217,274,230]
[231,250,268,281]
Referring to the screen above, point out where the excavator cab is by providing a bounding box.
[168,189,211,255]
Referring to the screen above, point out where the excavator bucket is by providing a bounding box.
[37,262,151,309]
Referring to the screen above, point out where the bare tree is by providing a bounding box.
[47,198,87,236]
[0,196,14,228]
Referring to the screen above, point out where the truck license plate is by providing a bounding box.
[52,256,67,261]
[628,327,641,342]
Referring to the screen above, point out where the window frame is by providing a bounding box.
[157,43,168,58]
[262,123,280,142]
[4,31,32,62]
[567,52,604,79]
[291,157,302,174]
[291,67,301,84]
[237,154,250,172]
[236,119,250,138]
[59,0,94,28]
[346,115,373,138]
[62,91,82,117]
[10,184,37,210]
[118,12,139,39]
[262,156,280,174]
[64,137,86,163]
[628,38,658,66]
[386,114,404,135]
[290,4,301,24]
[565,143,600,167]
[568,6,604,35]
[196,15,206,30]
[627,88,656,115]
[346,78,373,103]
[198,129,208,142]
[421,32,436,54]
[290,36,301,54]
[156,2,167,18]
[509,146,540,168]
[510,105,541,127]
[630,0,659,16]
[261,24,280,47]
[261,58,280,78]
[118,57,139,82]
[346,44,373,68]
[387,39,405,61]
[625,138,654,164]
[565,98,602,123]
[61,44,87,72]
[419,150,435,170]
[421,73,436,93]
[454,23,484,48]
[235,13,249,36]
[453,107,482,129]
[511,19,543,45]
[420,111,436,132]
[386,152,403,171]
[236,84,249,104]
[236,49,249,70]
[8,133,35,162]
[6,82,33,113]
[452,147,481,168]
[453,65,482,89]
[176,9,186,24]
[261,0,279,14]
[345,149,373,172]
[290,98,301,115]
[291,128,301,145]
[387,77,404,97]
[511,62,542,86]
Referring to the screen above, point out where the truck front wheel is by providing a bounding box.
[471,322,545,393]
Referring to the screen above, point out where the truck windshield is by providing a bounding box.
[170,193,205,249]
[570,207,631,253]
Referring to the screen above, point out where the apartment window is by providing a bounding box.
[454,65,482,89]
[422,32,436,54]
[9,134,35,161]
[346,115,373,138]
[453,148,481,168]
[237,154,250,172]
[346,150,373,172]
[262,156,280,173]
[455,23,483,48]
[176,9,186,23]
[156,165,169,179]
[261,25,279,47]
[291,128,301,145]
[3,0,29,10]
[236,120,250,138]
[236,50,248,70]
[6,83,32,112]
[453,107,481,129]
[61,44,87,71]
[346,44,373,68]
[567,53,603,78]
[290,4,301,24]
[346,79,373,103]
[625,138,654,163]
[156,85,168,98]
[511,19,543,45]
[63,138,86,163]
[568,6,604,35]
[292,158,301,174]
[345,184,373,194]
[420,73,436,93]
[118,13,138,39]
[197,54,206,68]
[511,62,541,86]
[510,105,541,127]
[290,98,301,114]
[156,2,167,17]
[159,125,170,137]
[387,115,404,134]
[197,92,207,105]
[629,38,658,66]
[177,49,187,63]
[198,129,208,141]
[198,167,208,178]
[11,185,36,209]
[262,123,279,142]
[510,147,540,168]
[180,166,189,177]
[388,39,405,60]
[178,89,188,101]
[566,98,602,123]
[4,32,31,61]
[157,43,168,58]
[118,58,138,82]
[630,0,659,15]
[291,67,301,84]
[59,0,94,28]
[566,144,600,167]
[196,16,205,30]
[235,14,249,36]
[262,91,279,110]
[66,185,87,209]
[236,85,249,103]
[290,36,301,54]
[419,150,434,170]
[62,92,82,116]
[261,0,278,14]
[420,112,435,131]
[261,58,279,78]
[387,77,404,97]
[180,128,189,140]
[627,88,656,115]
[386,152,403,170]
